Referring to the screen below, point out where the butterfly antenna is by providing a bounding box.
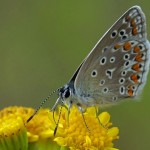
[26,88,60,123]
[54,105,63,136]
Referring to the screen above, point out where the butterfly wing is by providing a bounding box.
[73,6,150,107]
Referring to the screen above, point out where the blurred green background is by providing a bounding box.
[0,0,150,149]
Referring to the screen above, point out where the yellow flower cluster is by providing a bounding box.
[0,106,119,150]
[0,106,28,150]
[52,106,119,150]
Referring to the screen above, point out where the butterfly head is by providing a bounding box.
[59,85,72,100]
[51,84,74,111]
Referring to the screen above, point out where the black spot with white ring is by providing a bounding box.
[132,85,136,90]
[102,87,109,93]
[121,70,127,76]
[110,56,116,63]
[111,30,117,38]
[138,44,145,51]
[119,78,125,84]
[91,70,98,77]
[122,34,128,40]
[124,61,130,67]
[123,54,130,60]
[120,86,125,95]
[100,57,107,65]
[119,29,126,36]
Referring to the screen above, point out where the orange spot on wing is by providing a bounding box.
[132,63,141,71]
[123,42,131,51]
[133,46,140,53]
[128,89,134,96]
[132,27,138,35]
[135,54,143,62]
[130,74,139,83]
[131,19,136,27]
[114,44,121,50]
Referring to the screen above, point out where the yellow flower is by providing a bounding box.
[0,106,119,150]
[52,106,119,150]
[0,106,54,142]
[0,107,28,150]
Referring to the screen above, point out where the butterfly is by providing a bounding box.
[27,6,150,128]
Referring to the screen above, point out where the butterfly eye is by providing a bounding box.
[64,89,70,98]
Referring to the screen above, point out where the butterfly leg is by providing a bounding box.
[78,105,91,133]
[66,100,73,126]
[95,107,107,129]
